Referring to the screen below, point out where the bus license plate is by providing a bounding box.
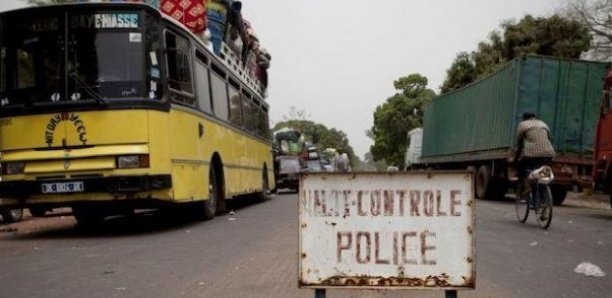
[41,182,84,194]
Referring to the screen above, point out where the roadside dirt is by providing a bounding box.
[0,208,75,240]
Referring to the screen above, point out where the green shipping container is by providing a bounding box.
[422,55,610,163]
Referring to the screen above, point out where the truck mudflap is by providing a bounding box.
[0,174,172,199]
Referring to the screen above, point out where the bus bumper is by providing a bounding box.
[0,175,172,201]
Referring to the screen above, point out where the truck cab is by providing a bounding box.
[594,70,612,199]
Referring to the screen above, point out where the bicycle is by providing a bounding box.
[515,165,554,229]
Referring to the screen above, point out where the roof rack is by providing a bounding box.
[218,42,266,98]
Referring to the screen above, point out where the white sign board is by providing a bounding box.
[298,171,475,289]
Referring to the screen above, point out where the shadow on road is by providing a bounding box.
[5,211,199,240]
[584,213,612,221]
[2,195,273,240]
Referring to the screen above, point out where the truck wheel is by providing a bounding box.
[466,166,477,197]
[476,165,491,199]
[550,185,568,206]
[1,209,23,223]
[489,177,509,200]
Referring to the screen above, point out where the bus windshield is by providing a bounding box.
[1,10,146,107]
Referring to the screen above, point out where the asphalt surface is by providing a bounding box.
[0,192,610,298]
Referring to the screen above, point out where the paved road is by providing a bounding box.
[0,193,610,298]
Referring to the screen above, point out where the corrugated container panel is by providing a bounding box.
[422,59,519,157]
[516,57,609,156]
[422,55,609,161]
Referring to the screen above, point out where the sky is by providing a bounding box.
[0,0,565,160]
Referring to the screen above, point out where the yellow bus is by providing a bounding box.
[0,3,274,225]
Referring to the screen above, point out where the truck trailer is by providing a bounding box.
[415,55,610,205]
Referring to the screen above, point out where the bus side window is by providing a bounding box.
[257,107,268,139]
[261,107,271,140]
[241,94,255,133]
[165,31,194,105]
[194,50,212,114]
[254,106,264,138]
[608,87,612,110]
[1,47,5,95]
[228,80,243,127]
[210,63,229,121]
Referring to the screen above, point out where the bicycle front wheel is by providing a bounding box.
[536,185,553,229]
[515,189,529,223]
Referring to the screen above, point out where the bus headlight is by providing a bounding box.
[2,162,25,174]
[116,155,149,169]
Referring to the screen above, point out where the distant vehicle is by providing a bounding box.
[320,159,334,172]
[387,166,399,172]
[411,55,609,206]
[404,128,423,170]
[304,160,323,173]
[0,161,22,223]
[276,156,302,192]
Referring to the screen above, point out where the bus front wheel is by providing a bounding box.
[201,167,219,220]
[72,206,106,228]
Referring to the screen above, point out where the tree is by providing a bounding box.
[370,73,435,168]
[441,14,591,93]
[441,52,476,93]
[362,152,388,172]
[472,31,505,78]
[565,0,612,61]
[501,15,590,59]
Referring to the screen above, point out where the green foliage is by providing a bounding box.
[440,52,476,94]
[370,73,435,168]
[502,15,590,59]
[441,14,591,93]
[362,152,388,171]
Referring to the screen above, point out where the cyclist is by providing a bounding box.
[514,112,556,197]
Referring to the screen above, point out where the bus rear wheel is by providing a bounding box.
[476,165,490,199]
[258,166,271,201]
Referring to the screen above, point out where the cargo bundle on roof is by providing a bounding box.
[159,0,271,93]
[160,0,207,33]
[206,0,271,88]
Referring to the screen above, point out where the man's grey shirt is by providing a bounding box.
[516,119,556,158]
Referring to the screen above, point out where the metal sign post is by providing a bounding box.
[299,171,475,296]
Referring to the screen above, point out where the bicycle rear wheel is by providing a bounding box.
[536,185,553,229]
[515,189,529,223]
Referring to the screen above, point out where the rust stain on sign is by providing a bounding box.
[298,172,475,289]
[305,273,457,287]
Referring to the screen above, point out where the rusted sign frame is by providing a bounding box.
[298,171,475,290]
